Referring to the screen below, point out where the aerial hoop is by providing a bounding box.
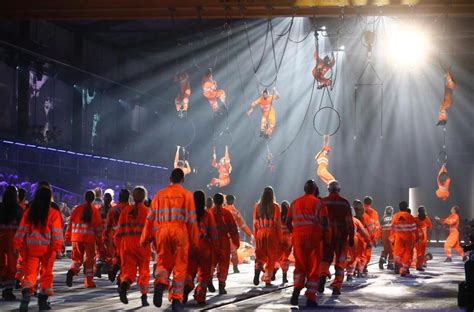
[313,106,341,137]
[437,151,448,165]
[170,115,196,148]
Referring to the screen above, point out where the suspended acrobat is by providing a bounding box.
[437,70,456,126]
[247,88,280,139]
[312,51,335,89]
[174,72,191,118]
[436,164,451,201]
[174,145,192,176]
[201,68,227,114]
[315,135,336,185]
[208,145,232,189]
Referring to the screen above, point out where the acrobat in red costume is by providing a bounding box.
[315,135,336,186]
[312,51,335,89]
[174,72,191,117]
[437,71,456,126]
[174,145,192,176]
[436,164,451,201]
[208,146,232,189]
[201,68,226,114]
[247,88,280,139]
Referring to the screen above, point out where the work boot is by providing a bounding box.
[141,294,149,307]
[265,282,274,287]
[290,287,301,306]
[207,278,216,293]
[2,288,16,301]
[183,285,193,303]
[218,283,227,295]
[171,299,183,312]
[394,264,400,275]
[19,288,30,312]
[318,276,327,293]
[387,262,395,270]
[306,299,318,308]
[233,265,240,273]
[66,269,74,287]
[253,269,261,286]
[15,279,21,289]
[346,275,353,282]
[108,264,120,282]
[363,266,368,274]
[95,263,103,278]
[444,257,452,262]
[416,267,425,272]
[379,257,386,270]
[118,282,128,304]
[332,288,341,296]
[153,283,165,308]
[37,294,51,310]
[282,272,288,284]
[272,268,278,281]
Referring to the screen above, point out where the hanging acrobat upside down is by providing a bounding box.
[437,71,456,126]
[174,72,191,117]
[436,164,451,201]
[315,135,336,186]
[174,146,192,176]
[208,146,232,189]
[246,88,280,139]
[202,68,227,114]
[312,51,335,89]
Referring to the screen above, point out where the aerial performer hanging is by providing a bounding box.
[246,88,280,139]
[315,135,336,186]
[208,146,232,189]
[201,68,227,114]
[312,51,335,89]
[174,72,191,118]
[437,70,456,126]
[174,146,192,176]
[436,163,451,201]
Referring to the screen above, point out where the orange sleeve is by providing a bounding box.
[427,216,433,230]
[13,213,28,250]
[227,211,240,247]
[65,207,79,243]
[185,192,199,247]
[92,209,103,245]
[141,197,157,245]
[252,204,259,237]
[114,208,127,249]
[103,209,113,240]
[441,215,455,225]
[275,204,282,243]
[286,201,294,233]
[50,209,64,252]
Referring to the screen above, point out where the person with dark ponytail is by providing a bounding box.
[65,190,103,288]
[13,186,63,312]
[414,206,433,271]
[0,185,23,300]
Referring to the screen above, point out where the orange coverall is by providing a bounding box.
[436,165,450,201]
[312,52,335,88]
[13,208,63,295]
[185,210,219,303]
[202,75,226,113]
[320,193,354,289]
[115,203,151,294]
[224,204,253,267]
[65,204,103,288]
[287,194,328,301]
[210,158,232,188]
[380,215,394,265]
[253,96,277,137]
[0,208,22,289]
[175,72,191,112]
[209,206,239,288]
[253,203,282,283]
[437,71,456,125]
[363,204,381,265]
[315,146,336,186]
[414,216,432,268]
[440,213,464,258]
[141,184,199,301]
[103,202,127,268]
[277,221,292,274]
[346,217,371,277]
[391,211,417,275]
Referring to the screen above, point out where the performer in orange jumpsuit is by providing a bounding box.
[414,206,432,271]
[202,68,226,114]
[435,206,466,262]
[347,201,371,281]
[103,189,130,282]
[247,88,280,139]
[175,72,191,118]
[275,200,292,284]
[208,146,232,189]
[312,51,335,89]
[183,191,219,305]
[252,187,282,286]
[209,193,239,295]
[437,70,456,125]
[315,135,336,186]
[363,196,381,273]
[174,145,192,176]
[319,181,354,296]
[13,186,63,312]
[379,206,394,270]
[287,180,328,307]
[0,186,23,301]
[117,186,151,307]
[140,169,199,310]
[65,190,103,288]
[436,164,451,201]
[391,201,417,277]
[224,194,253,273]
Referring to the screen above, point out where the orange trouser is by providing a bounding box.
[15,250,24,281]
[444,230,464,258]
[213,237,230,288]
[261,108,276,136]
[277,241,292,273]
[346,236,366,275]
[105,231,120,267]
[317,165,336,186]
[230,240,239,267]
[364,246,372,267]
[22,250,56,295]
[0,242,18,288]
[255,229,280,283]
[185,240,213,302]
[415,239,428,268]
[70,242,96,287]
[154,225,189,301]
[210,176,230,188]
[293,232,322,301]
[381,230,393,262]
[120,242,151,294]
[393,235,415,274]
[320,235,349,289]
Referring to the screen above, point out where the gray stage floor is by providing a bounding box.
[0,247,465,311]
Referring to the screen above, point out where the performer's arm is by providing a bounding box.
[247,99,259,115]
[211,147,218,168]
[224,146,230,161]
[272,87,280,100]
[174,146,180,168]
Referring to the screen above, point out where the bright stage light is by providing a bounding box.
[387,25,430,67]
[339,45,345,51]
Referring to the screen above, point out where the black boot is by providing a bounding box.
[290,287,301,306]
[306,299,318,307]
[95,262,103,278]
[282,272,288,284]
[253,269,261,286]
[394,264,400,274]
[19,288,30,312]
[171,299,183,312]
[379,257,386,270]
[141,294,149,307]
[233,265,240,273]
[387,262,395,270]
[318,276,327,293]
[66,269,74,287]
[2,288,16,301]
[38,294,51,310]
[445,257,453,262]
[207,278,216,293]
[333,288,341,296]
[347,274,353,282]
[183,285,193,303]
[271,268,278,281]
[153,283,165,307]
[118,282,128,304]
[218,282,227,295]
[108,264,120,282]
[15,279,21,289]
